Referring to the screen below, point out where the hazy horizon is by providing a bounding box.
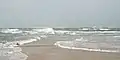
[0,0,120,28]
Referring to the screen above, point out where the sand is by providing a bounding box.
[21,38,120,60]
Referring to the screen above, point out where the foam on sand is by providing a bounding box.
[17,39,37,45]
[5,39,38,46]
[54,41,119,53]
[0,43,28,60]
[0,37,40,60]
[9,52,28,60]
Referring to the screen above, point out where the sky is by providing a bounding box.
[0,0,120,28]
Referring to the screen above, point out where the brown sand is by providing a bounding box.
[21,40,120,60]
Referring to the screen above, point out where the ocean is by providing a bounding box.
[0,28,120,60]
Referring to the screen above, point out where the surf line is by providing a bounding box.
[54,41,119,53]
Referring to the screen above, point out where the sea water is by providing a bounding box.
[0,28,120,60]
[0,28,42,60]
[53,28,120,53]
[54,35,120,53]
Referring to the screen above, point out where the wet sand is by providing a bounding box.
[21,38,120,60]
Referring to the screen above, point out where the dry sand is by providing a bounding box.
[21,39,120,60]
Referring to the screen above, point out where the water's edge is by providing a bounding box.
[54,41,120,53]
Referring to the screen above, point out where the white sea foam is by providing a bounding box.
[0,37,40,60]
[40,35,47,38]
[55,30,81,35]
[99,28,110,30]
[0,43,28,60]
[54,41,119,53]
[14,39,37,45]
[1,29,22,34]
[1,28,119,35]
[114,36,120,38]
[75,38,88,42]
[54,30,120,35]
[24,31,38,34]
[33,28,55,34]
[9,52,28,60]
[34,36,41,40]
[79,31,118,34]
[55,30,71,34]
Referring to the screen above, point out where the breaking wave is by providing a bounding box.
[0,29,23,34]
[0,28,120,35]
[33,28,55,34]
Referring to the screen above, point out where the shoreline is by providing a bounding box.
[54,41,120,53]
[21,40,120,60]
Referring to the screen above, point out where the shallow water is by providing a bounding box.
[54,35,120,53]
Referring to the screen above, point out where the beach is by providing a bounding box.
[21,37,120,60]
[0,28,120,60]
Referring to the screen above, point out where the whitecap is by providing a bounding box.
[33,28,55,34]
[1,29,22,34]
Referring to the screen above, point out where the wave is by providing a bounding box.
[0,28,120,35]
[40,35,47,38]
[54,41,119,53]
[15,39,37,45]
[114,36,120,38]
[54,30,120,35]
[33,28,55,34]
[5,38,39,46]
[23,31,38,34]
[1,29,23,34]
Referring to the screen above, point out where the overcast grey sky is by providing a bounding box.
[0,0,120,28]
